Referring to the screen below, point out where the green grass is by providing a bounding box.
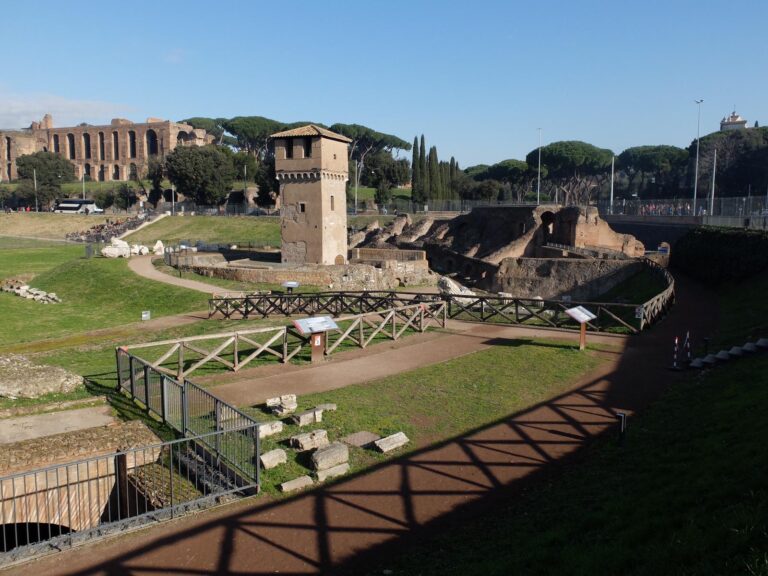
[370,353,768,576]
[124,214,281,246]
[716,269,768,346]
[0,243,83,280]
[240,339,601,496]
[598,267,669,304]
[0,253,209,346]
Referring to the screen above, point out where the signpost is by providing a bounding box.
[564,306,597,350]
[293,316,339,363]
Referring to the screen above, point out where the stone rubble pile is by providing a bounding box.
[263,393,411,493]
[65,216,146,243]
[0,354,83,399]
[0,278,61,304]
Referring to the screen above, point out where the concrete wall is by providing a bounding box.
[492,258,643,300]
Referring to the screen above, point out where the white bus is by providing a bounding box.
[53,199,104,214]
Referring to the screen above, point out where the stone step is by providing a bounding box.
[312,442,349,471]
[317,462,350,482]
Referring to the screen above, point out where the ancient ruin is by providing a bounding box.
[0,113,213,182]
[353,205,649,300]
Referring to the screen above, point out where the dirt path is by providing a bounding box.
[127,255,226,295]
[210,322,628,407]
[3,275,718,576]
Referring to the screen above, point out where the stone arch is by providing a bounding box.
[4,136,10,161]
[112,165,120,180]
[82,133,91,159]
[98,132,105,160]
[2,522,72,552]
[129,163,138,180]
[67,133,76,159]
[98,165,105,182]
[540,210,556,242]
[176,130,189,146]
[112,131,120,160]
[128,131,137,159]
[146,129,158,156]
[53,134,60,154]
[83,163,91,179]
[334,254,345,265]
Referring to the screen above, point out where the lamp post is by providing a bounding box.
[693,99,704,215]
[536,128,542,205]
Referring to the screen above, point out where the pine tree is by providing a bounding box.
[420,135,428,205]
[411,136,421,203]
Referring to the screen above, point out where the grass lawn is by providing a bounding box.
[240,339,601,496]
[0,248,210,347]
[716,269,768,346]
[124,214,282,246]
[370,352,768,576]
[0,213,110,239]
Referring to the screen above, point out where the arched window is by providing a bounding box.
[84,163,91,179]
[4,137,10,161]
[112,131,120,160]
[98,132,105,160]
[53,134,60,154]
[146,129,158,156]
[82,133,91,159]
[176,131,188,146]
[98,165,105,182]
[129,163,138,180]
[67,133,76,160]
[128,131,137,159]
[112,165,120,180]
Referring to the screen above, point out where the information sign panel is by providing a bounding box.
[293,316,339,335]
[564,306,597,324]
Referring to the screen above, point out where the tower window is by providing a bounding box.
[331,195,335,211]
[303,137,312,158]
[285,138,293,159]
[299,203,306,213]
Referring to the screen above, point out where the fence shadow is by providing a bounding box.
[21,274,716,576]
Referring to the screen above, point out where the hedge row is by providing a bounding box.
[672,226,768,283]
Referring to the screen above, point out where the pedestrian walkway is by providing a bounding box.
[127,255,223,295]
[209,322,628,407]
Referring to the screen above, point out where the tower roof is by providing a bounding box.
[270,124,351,143]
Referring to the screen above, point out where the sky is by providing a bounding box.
[1,0,766,167]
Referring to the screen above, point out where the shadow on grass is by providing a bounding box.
[43,275,716,576]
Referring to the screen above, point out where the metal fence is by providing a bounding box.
[0,424,259,565]
[598,195,768,219]
[116,349,260,457]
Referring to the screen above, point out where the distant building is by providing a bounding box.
[720,110,748,131]
[0,114,213,182]
[272,125,350,266]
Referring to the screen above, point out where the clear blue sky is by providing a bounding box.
[1,0,766,167]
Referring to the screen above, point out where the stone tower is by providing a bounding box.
[272,125,351,265]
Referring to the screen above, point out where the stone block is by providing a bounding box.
[266,393,296,407]
[291,408,323,427]
[258,421,284,438]
[260,449,287,470]
[341,431,380,448]
[290,429,329,451]
[317,462,350,482]
[280,476,313,493]
[273,402,298,416]
[374,432,410,453]
[311,442,349,471]
[316,403,337,412]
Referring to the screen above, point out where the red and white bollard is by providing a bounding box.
[684,331,692,364]
[670,335,681,370]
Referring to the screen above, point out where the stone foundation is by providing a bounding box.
[492,258,643,300]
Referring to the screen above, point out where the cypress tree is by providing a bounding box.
[449,157,457,200]
[411,136,421,203]
[428,146,440,201]
[420,135,428,204]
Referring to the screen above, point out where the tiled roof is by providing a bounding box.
[270,124,352,143]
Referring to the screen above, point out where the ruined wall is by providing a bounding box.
[492,258,643,300]
[191,262,436,290]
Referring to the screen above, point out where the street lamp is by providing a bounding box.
[693,99,704,215]
[536,128,542,205]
